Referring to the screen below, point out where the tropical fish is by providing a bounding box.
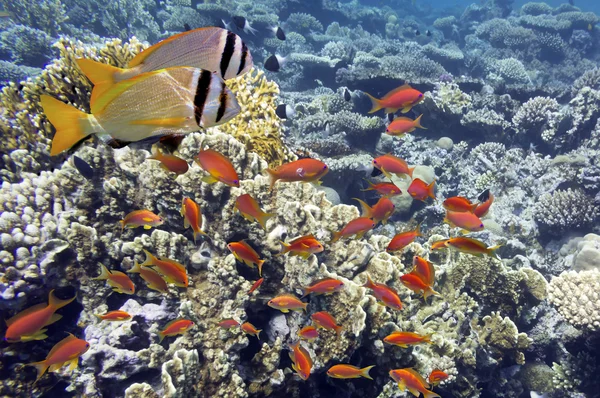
[95,310,132,322]
[265,158,329,190]
[298,325,319,341]
[128,261,169,293]
[41,67,240,156]
[227,241,265,276]
[139,250,188,288]
[148,148,189,175]
[158,319,194,343]
[445,237,501,259]
[362,274,403,310]
[389,368,441,398]
[372,154,414,179]
[354,197,395,224]
[289,342,312,380]
[241,322,261,338]
[362,180,402,197]
[400,274,439,300]
[119,210,163,232]
[302,278,344,297]
[270,26,286,40]
[412,256,435,286]
[4,290,76,343]
[474,189,494,218]
[93,264,135,294]
[330,217,376,243]
[264,54,287,72]
[430,239,450,251]
[444,210,484,232]
[275,104,295,119]
[230,16,259,35]
[76,27,253,103]
[327,364,375,380]
[247,278,264,295]
[443,196,477,213]
[218,319,240,329]
[71,155,95,180]
[344,88,352,101]
[234,194,275,230]
[311,311,342,335]
[267,294,307,313]
[27,334,90,381]
[428,369,449,386]
[195,149,240,187]
[278,235,324,259]
[386,225,421,253]
[181,197,206,243]
[384,331,433,348]
[408,179,436,201]
[386,115,426,136]
[365,84,424,114]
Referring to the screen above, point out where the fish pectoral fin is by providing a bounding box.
[201,175,219,184]
[408,387,420,397]
[381,167,393,179]
[67,358,79,371]
[20,331,49,342]
[43,313,63,327]
[143,225,152,229]
[281,309,289,313]
[401,106,412,113]
[48,363,64,373]
[183,218,190,228]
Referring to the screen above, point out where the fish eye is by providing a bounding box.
[233,180,239,185]
[480,223,484,227]
[85,343,90,347]
[323,165,328,169]
[373,160,377,164]
[418,94,423,98]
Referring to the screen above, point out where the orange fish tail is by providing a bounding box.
[488,244,502,260]
[265,168,279,191]
[422,390,442,398]
[362,274,375,289]
[414,114,427,130]
[427,180,436,199]
[334,324,343,335]
[330,230,342,243]
[40,95,94,156]
[257,259,265,276]
[353,198,373,219]
[301,287,311,298]
[407,166,415,178]
[361,365,375,380]
[48,289,76,310]
[423,287,440,301]
[27,360,49,381]
[257,212,275,230]
[364,92,382,113]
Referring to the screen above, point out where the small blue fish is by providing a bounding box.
[72,156,94,180]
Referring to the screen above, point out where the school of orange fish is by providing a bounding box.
[5,25,502,396]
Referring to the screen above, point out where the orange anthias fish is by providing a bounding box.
[265,158,329,190]
[129,261,169,293]
[268,294,308,313]
[327,364,375,380]
[139,250,188,288]
[311,311,342,335]
[474,189,494,218]
[362,180,402,197]
[446,237,501,259]
[408,179,436,201]
[95,310,132,322]
[373,154,415,179]
[158,319,194,343]
[384,331,433,348]
[386,225,421,253]
[363,274,403,310]
[247,278,264,295]
[93,264,135,294]
[4,290,76,343]
[330,217,376,243]
[234,194,275,230]
[444,210,484,232]
[302,278,344,297]
[389,368,441,398]
[227,241,265,276]
[289,342,313,380]
[400,273,440,300]
[428,369,449,386]
[386,115,426,136]
[241,322,261,338]
[195,149,240,187]
[354,197,395,225]
[148,148,189,175]
[412,256,435,286]
[27,334,90,381]
[365,83,424,114]
[443,196,477,213]
[278,235,324,259]
[181,197,206,243]
[431,239,450,251]
[298,325,319,341]
[218,319,240,329]
[120,210,163,232]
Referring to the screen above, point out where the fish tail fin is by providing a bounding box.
[148,147,163,161]
[158,332,165,343]
[265,168,278,191]
[141,250,155,267]
[40,95,95,156]
[361,365,375,380]
[257,212,275,230]
[415,222,422,237]
[277,241,290,256]
[427,179,436,199]
[27,360,49,381]
[364,92,382,113]
[257,260,265,276]
[256,329,262,339]
[48,289,76,310]
[362,274,375,289]
[302,302,308,312]
[423,390,441,398]
[353,198,373,219]
[330,230,342,243]
[424,287,440,301]
[93,264,111,281]
[301,287,310,298]
[129,261,143,274]
[414,114,427,129]
[360,179,375,192]
[334,325,343,335]
[488,244,503,260]
[407,166,415,178]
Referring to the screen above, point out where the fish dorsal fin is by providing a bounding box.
[391,116,414,123]
[90,70,162,114]
[6,303,48,326]
[47,333,78,358]
[239,241,259,256]
[383,84,412,99]
[162,318,185,331]
[310,277,337,286]
[289,235,315,245]
[404,368,430,388]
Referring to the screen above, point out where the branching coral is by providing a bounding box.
[534,189,599,234]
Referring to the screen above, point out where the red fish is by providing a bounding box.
[444,210,484,232]
[148,148,188,175]
[363,274,402,310]
[311,311,342,335]
[129,261,169,293]
[218,319,240,329]
[354,197,395,225]
[227,241,265,276]
[247,278,264,295]
[474,189,494,218]
[386,115,426,136]
[408,179,436,201]
[365,83,424,114]
[412,256,435,286]
[93,264,135,294]
[120,209,163,232]
[289,342,312,380]
[27,334,90,381]
[386,225,421,253]
[95,310,132,322]
[278,235,324,259]
[443,196,477,213]
[4,290,76,343]
[267,294,307,313]
[302,278,344,297]
[446,237,501,259]
[140,250,188,287]
[195,149,239,187]
[327,364,375,380]
[330,217,376,243]
[428,369,449,386]
[298,325,319,341]
[234,194,275,230]
[265,158,328,190]
[400,274,439,300]
[373,154,415,179]
[241,322,261,338]
[158,319,194,343]
[389,368,440,398]
[383,331,432,348]
[362,180,402,197]
[181,197,206,243]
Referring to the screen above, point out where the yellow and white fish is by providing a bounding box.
[41,67,240,155]
[76,27,253,105]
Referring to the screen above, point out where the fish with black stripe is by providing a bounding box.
[76,27,253,107]
[40,67,241,155]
